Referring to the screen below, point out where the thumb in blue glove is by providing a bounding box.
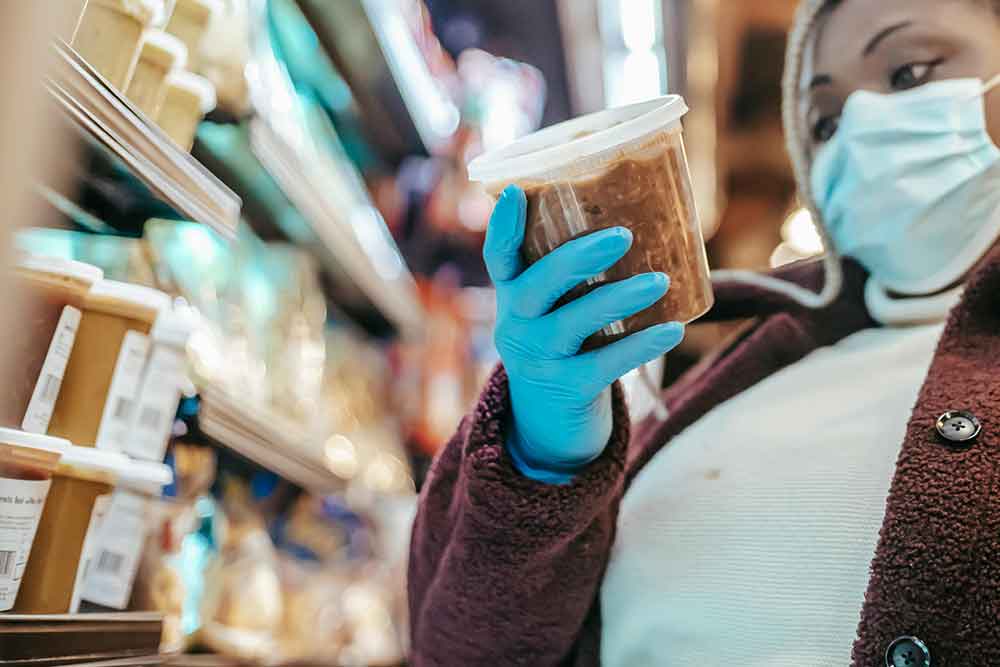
[484,184,686,484]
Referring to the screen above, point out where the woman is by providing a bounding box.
[409,0,1000,665]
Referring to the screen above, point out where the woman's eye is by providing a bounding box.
[811,115,840,144]
[889,61,938,90]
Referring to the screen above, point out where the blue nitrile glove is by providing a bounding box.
[484,185,686,484]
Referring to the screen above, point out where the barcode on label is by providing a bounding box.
[96,550,124,575]
[139,406,161,430]
[40,374,61,403]
[113,398,133,421]
[0,550,15,577]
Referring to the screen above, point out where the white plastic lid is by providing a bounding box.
[0,428,70,456]
[93,0,163,26]
[139,29,188,70]
[467,95,689,185]
[16,255,104,285]
[60,446,130,476]
[89,279,172,313]
[115,457,173,489]
[151,306,196,347]
[166,71,217,112]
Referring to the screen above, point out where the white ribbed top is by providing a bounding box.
[601,295,956,665]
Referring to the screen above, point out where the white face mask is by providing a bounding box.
[811,75,1000,296]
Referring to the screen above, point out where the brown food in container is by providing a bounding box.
[468,95,713,350]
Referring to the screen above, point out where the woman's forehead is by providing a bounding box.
[812,0,980,74]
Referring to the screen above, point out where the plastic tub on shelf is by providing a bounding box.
[5,257,103,435]
[57,0,91,42]
[12,445,127,614]
[156,70,216,151]
[468,95,714,349]
[47,280,170,450]
[125,29,188,119]
[164,0,221,70]
[72,0,162,90]
[0,429,69,612]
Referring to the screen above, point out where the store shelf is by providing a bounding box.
[248,118,424,337]
[46,42,242,240]
[199,386,342,494]
[0,613,163,667]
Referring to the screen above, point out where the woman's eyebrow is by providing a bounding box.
[863,21,913,57]
[808,74,833,90]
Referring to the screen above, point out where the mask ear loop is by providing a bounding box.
[985,73,1000,93]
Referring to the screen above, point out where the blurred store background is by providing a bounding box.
[0,0,820,665]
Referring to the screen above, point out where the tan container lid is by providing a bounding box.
[172,0,222,22]
[90,0,163,26]
[57,445,129,482]
[165,70,217,113]
[86,279,171,323]
[16,255,104,286]
[138,29,188,70]
[0,427,70,457]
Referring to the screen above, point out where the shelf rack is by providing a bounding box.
[46,42,242,240]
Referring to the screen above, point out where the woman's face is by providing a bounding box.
[809,0,1000,150]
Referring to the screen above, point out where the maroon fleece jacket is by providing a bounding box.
[409,246,1000,666]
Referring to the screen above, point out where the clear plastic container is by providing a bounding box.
[48,280,170,449]
[0,429,69,611]
[5,257,103,434]
[125,29,187,118]
[468,95,713,349]
[72,0,161,90]
[12,445,125,614]
[164,0,221,70]
[156,70,216,151]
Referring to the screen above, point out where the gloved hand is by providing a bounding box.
[484,185,686,484]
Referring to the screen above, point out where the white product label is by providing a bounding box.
[22,306,82,434]
[95,331,151,452]
[125,346,185,462]
[0,477,51,611]
[69,493,111,613]
[82,490,148,609]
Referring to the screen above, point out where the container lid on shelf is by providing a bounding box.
[0,428,70,456]
[87,279,171,319]
[165,71,217,113]
[16,255,104,285]
[59,446,130,478]
[138,29,188,70]
[92,0,163,26]
[467,95,689,185]
[114,457,173,490]
[151,305,197,347]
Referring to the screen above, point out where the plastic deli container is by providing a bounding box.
[72,0,161,90]
[0,429,69,612]
[58,0,91,42]
[82,458,173,610]
[468,95,714,349]
[124,308,193,462]
[164,0,221,70]
[13,445,126,614]
[5,257,103,435]
[156,71,216,151]
[48,280,170,450]
[125,30,188,118]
